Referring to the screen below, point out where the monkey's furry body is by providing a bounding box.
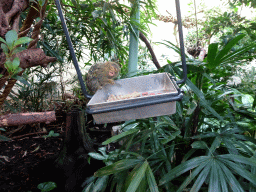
[86,61,120,94]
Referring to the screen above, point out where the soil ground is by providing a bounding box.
[0,110,114,192]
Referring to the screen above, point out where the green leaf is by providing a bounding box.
[146,166,159,192]
[42,42,63,62]
[88,152,106,161]
[102,128,139,145]
[12,76,30,86]
[38,0,46,6]
[207,43,218,69]
[208,136,222,155]
[220,43,256,64]
[191,141,208,149]
[220,158,256,186]
[217,158,244,192]
[189,160,212,192]
[208,159,221,192]
[219,154,256,167]
[187,100,197,115]
[83,182,94,192]
[215,161,229,192]
[253,93,256,109]
[14,37,33,47]
[215,34,245,64]
[5,30,18,49]
[159,156,211,186]
[0,134,11,141]
[177,158,211,192]
[12,47,26,55]
[1,43,8,54]
[0,37,6,44]
[12,57,20,68]
[93,176,109,192]
[95,159,142,177]
[37,181,57,192]
[126,161,148,192]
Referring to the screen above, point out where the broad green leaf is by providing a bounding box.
[219,154,256,167]
[191,141,208,150]
[220,43,256,64]
[12,57,20,68]
[208,159,220,192]
[159,116,179,130]
[215,160,229,192]
[126,161,148,192]
[250,156,256,192]
[177,158,211,192]
[187,100,197,115]
[14,37,33,47]
[0,135,11,141]
[93,176,109,192]
[234,134,256,145]
[223,138,238,155]
[5,30,18,49]
[38,0,46,6]
[92,10,101,18]
[253,93,256,108]
[207,43,218,68]
[12,47,26,55]
[42,42,63,62]
[12,76,30,86]
[172,66,223,121]
[1,43,8,54]
[88,152,106,161]
[192,132,218,139]
[181,149,197,163]
[161,130,181,145]
[159,156,211,186]
[220,158,256,186]
[37,181,57,192]
[189,160,212,192]
[95,159,142,177]
[0,37,6,44]
[215,34,246,64]
[83,182,94,192]
[208,136,222,155]
[124,163,143,191]
[146,166,159,192]
[102,128,139,145]
[217,159,244,192]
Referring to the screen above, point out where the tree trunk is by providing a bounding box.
[0,0,56,108]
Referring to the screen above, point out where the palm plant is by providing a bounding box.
[84,34,256,192]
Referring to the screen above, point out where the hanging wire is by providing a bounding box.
[175,0,187,84]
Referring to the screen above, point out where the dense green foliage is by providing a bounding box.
[86,33,256,191]
[2,0,256,191]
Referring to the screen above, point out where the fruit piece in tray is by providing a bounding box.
[107,91,140,102]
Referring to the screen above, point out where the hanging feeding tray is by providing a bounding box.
[86,73,182,124]
[55,0,187,124]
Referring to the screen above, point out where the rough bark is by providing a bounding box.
[0,0,56,108]
[0,111,56,127]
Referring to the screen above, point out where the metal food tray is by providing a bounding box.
[86,72,183,124]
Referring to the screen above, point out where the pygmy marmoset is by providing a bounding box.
[86,61,120,94]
